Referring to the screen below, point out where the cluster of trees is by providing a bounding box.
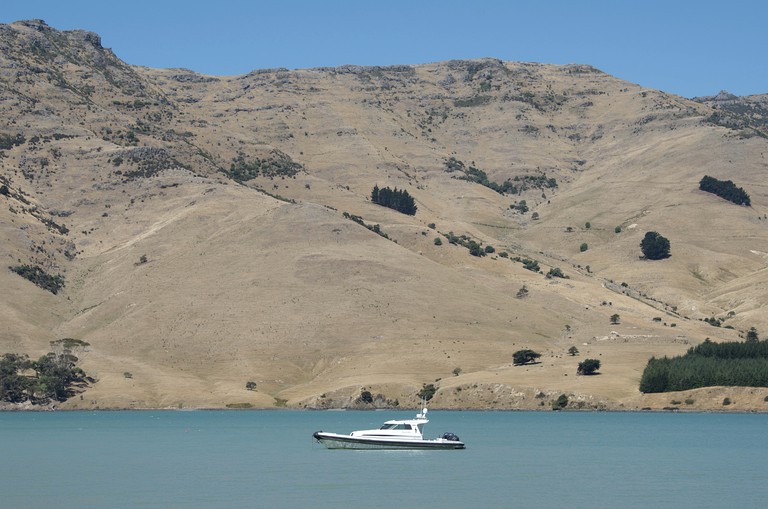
[1,340,91,404]
[342,212,391,240]
[444,157,557,195]
[511,256,540,272]
[639,335,768,393]
[418,383,437,401]
[442,231,493,257]
[510,200,529,214]
[546,267,568,279]
[226,151,303,183]
[699,175,751,206]
[512,348,600,375]
[640,231,671,260]
[371,185,417,215]
[9,264,65,294]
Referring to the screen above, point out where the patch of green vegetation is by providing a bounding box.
[442,231,492,257]
[9,264,65,294]
[343,212,392,240]
[699,175,750,206]
[640,231,671,260]
[418,383,437,401]
[371,185,417,215]
[444,158,556,196]
[577,359,601,375]
[546,267,568,279]
[117,147,188,181]
[513,349,541,365]
[0,346,91,404]
[552,394,568,410]
[453,95,492,108]
[226,150,303,182]
[226,403,254,409]
[640,336,768,393]
[0,133,25,150]
[511,256,540,273]
[256,188,296,204]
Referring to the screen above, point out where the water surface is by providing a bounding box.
[1,410,766,508]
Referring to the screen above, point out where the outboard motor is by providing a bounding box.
[442,432,460,441]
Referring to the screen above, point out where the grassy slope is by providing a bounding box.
[1,21,767,410]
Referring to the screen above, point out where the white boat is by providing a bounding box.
[312,406,465,450]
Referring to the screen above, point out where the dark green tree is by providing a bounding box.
[467,240,484,257]
[568,346,579,356]
[699,175,750,206]
[577,359,601,375]
[513,349,541,366]
[9,264,65,294]
[546,267,567,279]
[371,185,417,215]
[639,357,669,393]
[640,231,671,260]
[0,353,33,403]
[1,341,91,404]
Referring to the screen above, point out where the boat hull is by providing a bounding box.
[313,431,465,450]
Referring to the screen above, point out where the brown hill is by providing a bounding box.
[2,20,767,411]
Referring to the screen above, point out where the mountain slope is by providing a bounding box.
[2,20,767,410]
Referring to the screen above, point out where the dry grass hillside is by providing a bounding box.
[2,20,768,411]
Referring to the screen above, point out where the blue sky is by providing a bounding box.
[2,0,766,98]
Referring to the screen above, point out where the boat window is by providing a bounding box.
[379,424,397,430]
[395,424,410,430]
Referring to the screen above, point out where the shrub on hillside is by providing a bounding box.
[418,383,437,401]
[552,394,568,410]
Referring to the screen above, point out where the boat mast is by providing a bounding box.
[417,397,428,419]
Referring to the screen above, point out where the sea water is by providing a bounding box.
[1,410,766,509]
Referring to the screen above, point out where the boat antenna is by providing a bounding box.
[417,397,428,419]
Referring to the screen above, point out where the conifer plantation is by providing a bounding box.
[640,337,768,393]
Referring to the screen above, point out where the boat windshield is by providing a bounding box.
[379,423,413,430]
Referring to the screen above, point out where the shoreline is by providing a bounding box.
[5,384,768,414]
[3,403,768,414]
